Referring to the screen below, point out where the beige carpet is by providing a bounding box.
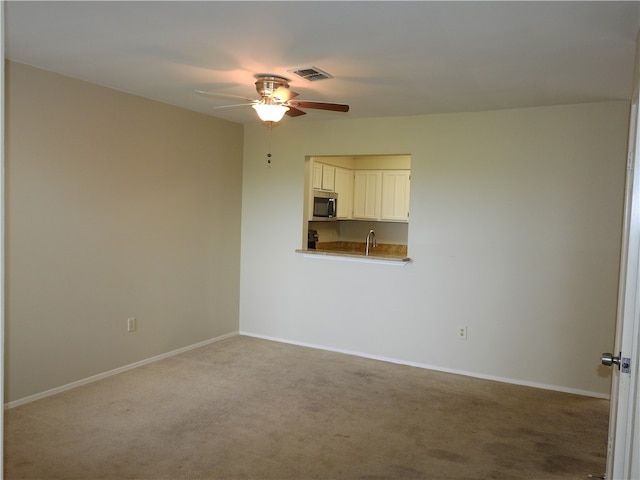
[4,335,609,479]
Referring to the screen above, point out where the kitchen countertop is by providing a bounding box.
[296,242,410,264]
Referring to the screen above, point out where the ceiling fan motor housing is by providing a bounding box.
[254,75,290,100]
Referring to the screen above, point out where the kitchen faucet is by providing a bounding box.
[365,229,377,256]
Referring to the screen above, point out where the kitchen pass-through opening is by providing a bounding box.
[302,154,411,260]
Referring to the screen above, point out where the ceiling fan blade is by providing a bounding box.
[195,89,255,103]
[288,100,349,113]
[286,107,307,117]
[271,86,299,103]
[212,103,255,110]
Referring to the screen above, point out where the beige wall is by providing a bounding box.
[240,101,629,396]
[4,62,244,402]
[3,61,630,402]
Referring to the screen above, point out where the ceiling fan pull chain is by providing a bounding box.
[267,121,273,165]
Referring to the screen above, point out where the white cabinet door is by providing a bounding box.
[313,163,336,191]
[321,164,335,191]
[353,171,382,220]
[381,170,410,222]
[334,167,353,219]
[312,163,322,190]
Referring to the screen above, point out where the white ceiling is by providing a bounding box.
[4,1,640,125]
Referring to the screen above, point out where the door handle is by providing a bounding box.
[601,352,621,368]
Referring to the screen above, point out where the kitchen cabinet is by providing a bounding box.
[312,162,410,222]
[322,165,336,191]
[334,167,353,219]
[313,162,336,191]
[352,170,382,220]
[381,170,410,222]
[312,163,322,190]
[352,170,410,222]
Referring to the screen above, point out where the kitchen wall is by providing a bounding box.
[311,154,412,170]
[309,221,409,246]
[4,62,244,403]
[240,101,629,396]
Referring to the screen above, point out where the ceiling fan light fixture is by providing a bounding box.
[252,103,289,122]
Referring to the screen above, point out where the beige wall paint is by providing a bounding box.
[311,154,411,170]
[3,61,629,402]
[4,62,244,402]
[1,5,6,468]
[240,102,629,396]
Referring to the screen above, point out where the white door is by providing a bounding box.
[604,33,640,480]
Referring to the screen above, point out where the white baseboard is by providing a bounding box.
[4,331,239,409]
[7,330,608,409]
[240,331,610,400]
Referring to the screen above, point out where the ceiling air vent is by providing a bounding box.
[289,66,333,82]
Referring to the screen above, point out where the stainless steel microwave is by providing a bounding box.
[312,190,338,220]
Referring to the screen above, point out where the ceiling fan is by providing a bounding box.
[196,74,349,123]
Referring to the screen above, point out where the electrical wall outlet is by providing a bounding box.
[457,325,468,340]
[127,317,136,332]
